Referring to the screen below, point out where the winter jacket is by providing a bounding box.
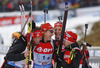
[56,42,82,68]
[3,38,27,68]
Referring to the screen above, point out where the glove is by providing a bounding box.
[67,58,72,65]
[12,32,21,39]
[82,41,87,45]
[12,32,27,43]
[55,54,62,63]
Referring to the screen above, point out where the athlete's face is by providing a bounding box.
[54,26,62,39]
[33,36,42,44]
[63,40,70,47]
[44,29,54,41]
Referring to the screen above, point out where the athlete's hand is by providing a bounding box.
[81,41,88,50]
[24,50,30,58]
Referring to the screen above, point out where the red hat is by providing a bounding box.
[32,30,43,38]
[54,22,62,28]
[64,30,77,44]
[41,23,53,31]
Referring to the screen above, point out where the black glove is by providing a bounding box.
[55,54,62,63]
[20,35,27,44]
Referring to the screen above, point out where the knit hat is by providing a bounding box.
[54,22,62,28]
[32,30,43,38]
[41,23,53,31]
[64,29,77,44]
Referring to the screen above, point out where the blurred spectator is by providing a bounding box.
[0,0,3,6]
[49,0,56,9]
[71,0,80,9]
[0,0,99,12]
[58,0,65,10]
[0,34,4,45]
[88,0,92,6]
[7,0,14,11]
[98,0,100,5]
[38,0,44,10]
[58,0,65,17]
[34,0,39,10]
[43,0,49,9]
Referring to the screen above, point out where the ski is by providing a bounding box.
[26,0,33,68]
[21,12,31,34]
[19,4,26,35]
[58,16,63,23]
[19,4,31,35]
[12,5,31,43]
[55,2,69,68]
[43,8,48,23]
[27,22,32,68]
[57,2,69,57]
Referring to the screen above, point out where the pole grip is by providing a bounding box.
[85,24,88,29]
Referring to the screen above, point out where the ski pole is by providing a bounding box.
[84,24,88,42]
[19,4,26,35]
[58,16,62,22]
[82,24,88,68]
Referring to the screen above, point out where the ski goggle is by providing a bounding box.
[49,30,54,33]
[48,30,54,33]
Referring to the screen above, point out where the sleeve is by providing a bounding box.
[6,53,25,61]
[60,51,71,68]
[84,50,90,59]
[61,60,70,68]
[61,50,82,68]
[70,50,82,68]
[52,40,58,60]
[55,49,81,68]
[5,39,26,61]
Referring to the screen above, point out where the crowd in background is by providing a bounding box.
[0,0,100,12]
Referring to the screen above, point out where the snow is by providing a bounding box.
[0,24,21,46]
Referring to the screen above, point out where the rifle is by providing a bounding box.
[81,24,92,68]
[55,2,69,68]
